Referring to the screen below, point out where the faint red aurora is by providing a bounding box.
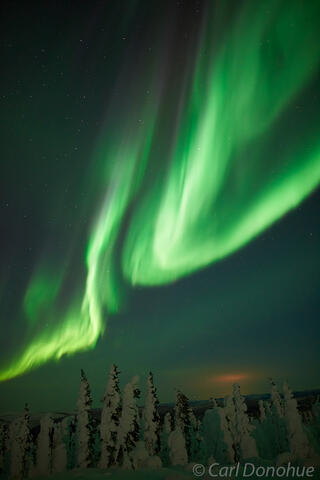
[213,373,250,383]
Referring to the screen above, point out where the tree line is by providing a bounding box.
[0,366,320,478]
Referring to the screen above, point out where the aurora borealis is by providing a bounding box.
[0,0,320,411]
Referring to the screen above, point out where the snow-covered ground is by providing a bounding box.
[10,467,195,480]
[22,465,320,480]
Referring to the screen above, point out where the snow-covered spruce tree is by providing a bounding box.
[223,395,237,459]
[160,412,172,467]
[188,406,202,462]
[0,422,9,474]
[64,416,77,469]
[217,405,235,463]
[307,397,320,455]
[282,381,319,463]
[52,420,67,473]
[99,363,122,468]
[270,379,284,417]
[168,427,188,466]
[200,400,235,464]
[303,410,313,424]
[312,395,320,421]
[233,384,258,460]
[77,369,95,468]
[9,404,32,479]
[265,401,272,417]
[131,440,149,469]
[115,376,140,469]
[165,390,193,466]
[258,400,266,423]
[143,372,161,457]
[252,397,288,461]
[188,407,198,431]
[224,395,236,436]
[35,413,54,476]
[164,412,172,435]
[174,390,192,459]
[269,379,288,455]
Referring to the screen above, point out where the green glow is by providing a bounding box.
[23,268,62,325]
[123,0,320,284]
[0,300,99,382]
[81,123,156,331]
[1,0,320,381]
[0,83,159,381]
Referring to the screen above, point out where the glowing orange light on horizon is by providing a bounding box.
[213,373,250,383]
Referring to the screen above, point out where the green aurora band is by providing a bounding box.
[1,0,320,381]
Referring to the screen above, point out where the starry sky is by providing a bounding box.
[0,0,320,413]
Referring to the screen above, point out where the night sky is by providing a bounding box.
[1,0,320,413]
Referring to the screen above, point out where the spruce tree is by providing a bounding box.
[282,381,318,462]
[200,400,235,464]
[174,390,192,459]
[99,363,122,468]
[233,384,258,459]
[9,404,32,479]
[168,427,188,466]
[270,379,284,417]
[115,376,140,469]
[269,379,288,455]
[77,369,95,468]
[52,420,67,473]
[64,416,77,469]
[258,400,266,423]
[144,372,161,456]
[0,422,9,474]
[35,413,54,476]
[160,412,172,467]
[224,395,236,431]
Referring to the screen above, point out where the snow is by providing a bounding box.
[131,440,149,469]
[233,383,258,459]
[114,376,140,468]
[35,414,54,476]
[168,428,188,466]
[282,382,320,465]
[201,402,235,464]
[270,380,284,418]
[52,420,68,473]
[23,467,194,480]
